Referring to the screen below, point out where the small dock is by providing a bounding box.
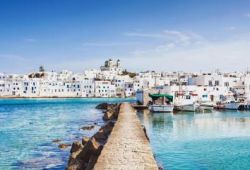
[94,103,158,170]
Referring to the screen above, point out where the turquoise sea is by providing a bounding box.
[0,98,132,170]
[137,110,250,170]
[1,99,250,170]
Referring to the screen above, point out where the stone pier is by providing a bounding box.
[94,103,158,170]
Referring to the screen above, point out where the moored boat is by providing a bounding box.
[215,101,241,110]
[174,102,200,112]
[149,104,174,112]
[148,93,174,113]
[199,102,214,112]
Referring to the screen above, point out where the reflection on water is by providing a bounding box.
[137,110,250,170]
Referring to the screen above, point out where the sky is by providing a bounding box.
[1,0,250,73]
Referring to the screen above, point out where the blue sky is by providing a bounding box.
[1,0,250,73]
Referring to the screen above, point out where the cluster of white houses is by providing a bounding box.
[1,59,250,103]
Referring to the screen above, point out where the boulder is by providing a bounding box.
[67,156,86,170]
[80,125,95,130]
[82,137,90,145]
[86,155,99,170]
[93,130,107,144]
[103,111,113,121]
[99,121,114,136]
[89,138,103,156]
[95,103,108,109]
[77,137,103,162]
[70,141,83,153]
[58,143,71,149]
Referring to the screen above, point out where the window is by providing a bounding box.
[215,81,220,86]
[224,82,229,87]
[208,81,213,86]
[202,95,207,98]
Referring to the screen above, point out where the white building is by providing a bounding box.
[94,80,116,97]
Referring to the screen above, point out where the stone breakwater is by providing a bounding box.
[67,103,158,170]
[67,103,120,170]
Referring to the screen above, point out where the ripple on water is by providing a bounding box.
[0,98,134,169]
[137,110,250,170]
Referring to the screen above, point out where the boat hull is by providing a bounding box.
[224,102,241,110]
[149,105,174,113]
[199,104,214,111]
[174,103,200,112]
[215,102,241,110]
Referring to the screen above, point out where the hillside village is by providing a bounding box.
[1,59,250,104]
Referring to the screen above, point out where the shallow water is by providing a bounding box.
[137,110,250,170]
[0,98,132,170]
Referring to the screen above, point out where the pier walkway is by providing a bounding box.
[94,103,158,170]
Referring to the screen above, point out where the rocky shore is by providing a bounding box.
[66,103,120,170]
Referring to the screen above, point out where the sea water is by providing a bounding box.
[0,98,132,170]
[137,110,250,170]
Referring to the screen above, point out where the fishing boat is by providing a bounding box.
[174,91,200,112]
[215,93,241,110]
[199,101,214,112]
[215,100,241,110]
[148,93,174,113]
[174,101,200,112]
[224,101,241,110]
[173,73,200,112]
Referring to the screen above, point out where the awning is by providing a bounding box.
[149,93,173,102]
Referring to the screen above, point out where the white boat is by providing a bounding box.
[215,94,241,110]
[174,73,200,112]
[223,101,241,110]
[149,104,174,112]
[199,102,214,111]
[174,102,200,112]
[148,93,174,113]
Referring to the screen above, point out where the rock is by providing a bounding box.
[100,121,114,136]
[78,137,103,162]
[95,103,108,109]
[89,138,103,156]
[82,137,90,145]
[86,155,99,170]
[70,141,83,153]
[80,125,95,130]
[93,130,107,144]
[52,139,62,143]
[67,156,86,170]
[103,111,113,121]
[58,143,71,149]
[93,121,114,144]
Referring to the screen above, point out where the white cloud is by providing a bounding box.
[121,30,250,72]
[124,30,204,48]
